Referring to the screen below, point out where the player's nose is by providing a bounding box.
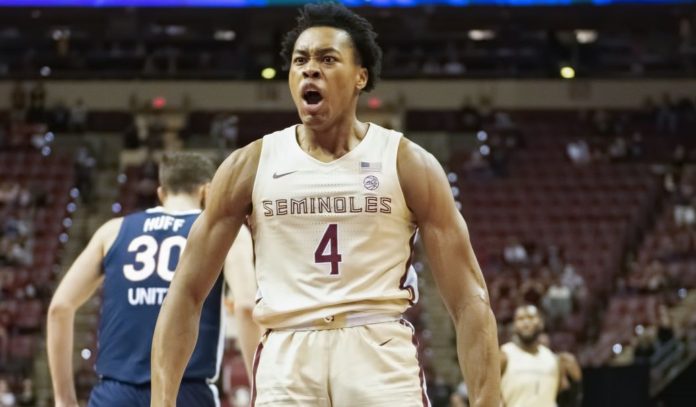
[302,63,321,79]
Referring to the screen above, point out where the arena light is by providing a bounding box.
[468,30,495,41]
[214,30,236,41]
[612,343,623,355]
[261,67,276,80]
[560,66,576,79]
[367,96,382,109]
[574,30,598,44]
[165,25,186,36]
[152,96,167,109]
[51,28,70,41]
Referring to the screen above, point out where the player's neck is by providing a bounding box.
[298,117,368,158]
[161,194,201,212]
[513,336,539,354]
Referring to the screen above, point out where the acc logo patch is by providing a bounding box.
[363,175,379,191]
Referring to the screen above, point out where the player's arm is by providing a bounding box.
[560,352,582,382]
[223,225,262,379]
[47,218,120,407]
[151,141,261,407]
[555,350,583,392]
[398,139,501,407]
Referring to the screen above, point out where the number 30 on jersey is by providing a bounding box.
[123,235,187,282]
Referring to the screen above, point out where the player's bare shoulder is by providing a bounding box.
[396,136,448,220]
[218,139,263,188]
[96,217,125,256]
[209,139,263,217]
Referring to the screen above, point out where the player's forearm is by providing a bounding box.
[151,286,202,407]
[235,307,262,379]
[47,304,78,405]
[454,299,501,407]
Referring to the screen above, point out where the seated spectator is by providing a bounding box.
[646,260,670,293]
[561,264,587,305]
[10,81,26,123]
[504,236,528,266]
[543,276,573,326]
[146,113,167,151]
[8,236,33,267]
[459,97,481,132]
[15,379,34,407]
[69,98,87,133]
[123,120,141,150]
[633,326,656,364]
[422,57,442,75]
[518,279,546,307]
[49,100,70,132]
[0,183,18,206]
[493,111,515,131]
[443,57,465,76]
[464,150,493,180]
[656,305,675,345]
[608,137,628,162]
[566,138,592,165]
[592,109,614,136]
[674,195,696,229]
[0,324,7,364]
[26,81,46,124]
[135,154,159,209]
[74,145,96,204]
[628,132,644,159]
[657,93,678,134]
[0,378,15,407]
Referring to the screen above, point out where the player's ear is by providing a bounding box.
[157,187,166,205]
[355,67,367,92]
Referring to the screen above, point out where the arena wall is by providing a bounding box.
[2,79,696,110]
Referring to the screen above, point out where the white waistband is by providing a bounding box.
[274,312,402,331]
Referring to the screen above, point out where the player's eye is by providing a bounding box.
[322,56,336,64]
[293,56,307,65]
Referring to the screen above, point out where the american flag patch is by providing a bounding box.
[359,161,382,173]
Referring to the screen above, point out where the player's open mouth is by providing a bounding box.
[301,89,324,114]
[303,90,323,105]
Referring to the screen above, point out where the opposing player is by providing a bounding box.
[501,305,579,407]
[152,4,500,406]
[47,152,259,407]
[223,220,262,378]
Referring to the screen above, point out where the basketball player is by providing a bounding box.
[47,153,259,407]
[222,221,263,379]
[500,305,562,407]
[151,4,500,406]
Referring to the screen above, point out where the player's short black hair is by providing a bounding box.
[159,152,215,195]
[280,2,383,92]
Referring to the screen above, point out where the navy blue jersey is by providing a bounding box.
[96,207,224,385]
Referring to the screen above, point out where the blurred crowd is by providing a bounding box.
[0,377,36,407]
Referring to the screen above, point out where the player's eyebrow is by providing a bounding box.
[293,47,342,56]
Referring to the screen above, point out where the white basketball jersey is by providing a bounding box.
[249,123,418,329]
[501,342,559,407]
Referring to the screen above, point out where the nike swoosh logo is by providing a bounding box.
[378,338,393,347]
[273,170,298,179]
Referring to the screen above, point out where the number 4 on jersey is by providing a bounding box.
[315,224,342,275]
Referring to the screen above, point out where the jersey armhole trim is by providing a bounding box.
[392,131,417,223]
[250,133,275,213]
[101,217,129,274]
